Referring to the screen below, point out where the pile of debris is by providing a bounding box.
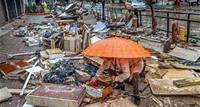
[1,1,200,107]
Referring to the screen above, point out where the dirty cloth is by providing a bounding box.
[96,58,144,82]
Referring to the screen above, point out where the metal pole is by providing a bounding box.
[187,14,191,42]
[139,10,142,26]
[102,0,105,20]
[167,12,170,37]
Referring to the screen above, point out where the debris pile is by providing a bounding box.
[1,1,200,107]
[43,60,75,84]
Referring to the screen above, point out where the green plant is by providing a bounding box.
[32,3,38,13]
[26,4,32,13]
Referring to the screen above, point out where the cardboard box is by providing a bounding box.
[63,34,82,52]
[84,79,113,98]
[46,48,65,59]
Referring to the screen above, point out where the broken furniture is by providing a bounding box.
[42,33,62,49]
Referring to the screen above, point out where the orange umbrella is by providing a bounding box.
[82,37,150,58]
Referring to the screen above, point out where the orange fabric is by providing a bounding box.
[82,37,150,58]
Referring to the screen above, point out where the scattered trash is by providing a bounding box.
[1,1,200,107]
[84,64,97,76]
[92,21,107,33]
[43,60,75,84]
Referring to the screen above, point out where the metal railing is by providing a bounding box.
[93,5,200,41]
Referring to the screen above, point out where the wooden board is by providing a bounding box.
[173,78,200,88]
[171,64,200,71]
[26,84,86,107]
[83,97,137,107]
[149,78,200,95]
[0,60,30,75]
[145,66,168,79]
[138,39,163,53]
[169,47,200,62]
[8,89,33,95]
[85,56,104,67]
[163,69,195,79]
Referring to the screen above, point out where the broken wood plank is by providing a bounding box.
[84,56,103,67]
[162,69,195,79]
[63,56,83,60]
[169,47,200,62]
[149,78,200,95]
[8,89,33,95]
[173,78,200,88]
[171,64,200,71]
[0,87,12,102]
[7,51,35,59]
[150,96,163,107]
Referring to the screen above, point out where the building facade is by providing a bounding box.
[0,0,24,26]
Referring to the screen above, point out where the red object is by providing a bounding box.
[175,0,181,7]
[171,22,178,42]
[88,79,113,97]
[0,60,29,75]
[82,37,150,58]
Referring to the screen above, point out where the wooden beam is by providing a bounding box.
[8,89,33,95]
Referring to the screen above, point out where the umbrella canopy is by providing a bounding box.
[82,37,150,58]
